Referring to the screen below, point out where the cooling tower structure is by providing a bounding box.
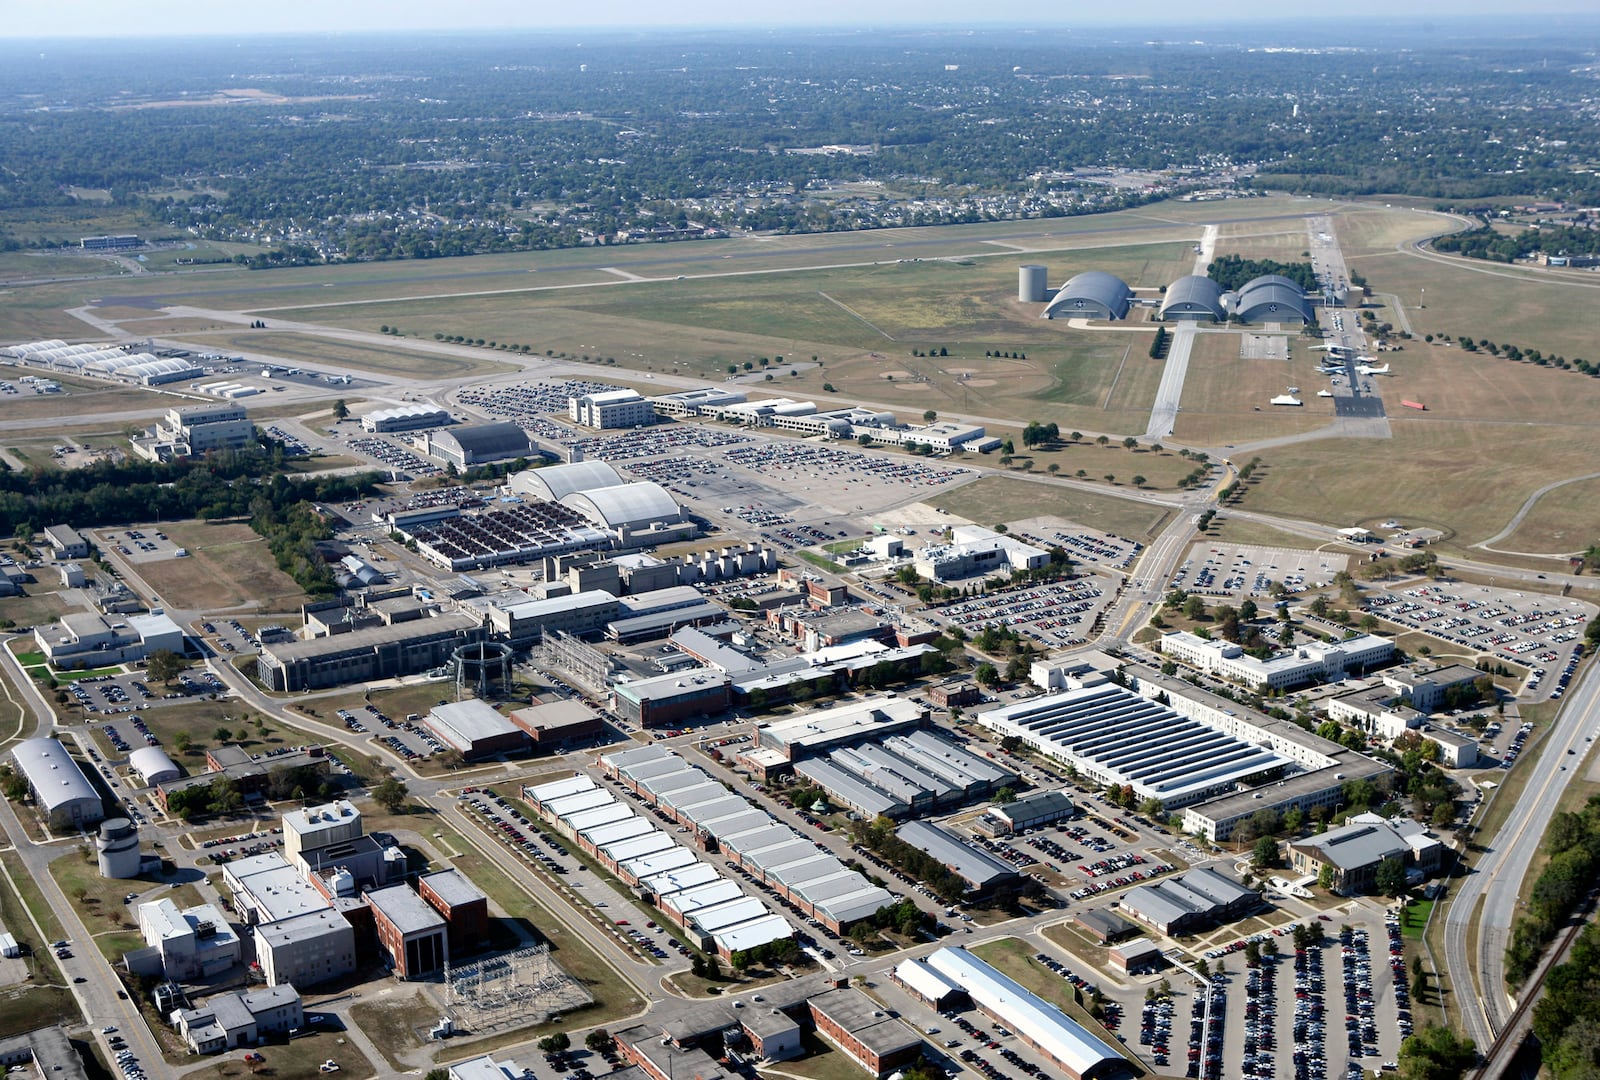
[97,817,141,879]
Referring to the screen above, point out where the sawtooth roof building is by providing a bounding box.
[978,682,1294,810]
[1041,271,1134,321]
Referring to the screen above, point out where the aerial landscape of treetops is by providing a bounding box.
[4,21,1600,264]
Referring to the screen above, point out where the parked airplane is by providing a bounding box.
[1356,363,1390,375]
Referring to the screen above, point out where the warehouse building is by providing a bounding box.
[11,738,102,831]
[1074,908,1140,945]
[1118,867,1259,936]
[256,612,483,692]
[1159,275,1227,321]
[1041,271,1134,321]
[362,404,451,433]
[569,388,655,429]
[416,422,535,469]
[924,948,1125,1080]
[893,956,965,1008]
[425,700,531,760]
[509,699,606,747]
[252,908,357,989]
[895,820,1022,895]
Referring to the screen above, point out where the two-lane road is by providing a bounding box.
[1444,658,1600,1054]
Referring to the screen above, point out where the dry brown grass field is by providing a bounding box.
[135,520,306,609]
[166,329,519,380]
[1170,331,1333,443]
[1247,420,1599,547]
[929,475,1174,540]
[1499,476,1600,555]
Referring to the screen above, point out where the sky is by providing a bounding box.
[5,0,1597,37]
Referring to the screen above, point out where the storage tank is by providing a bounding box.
[1018,264,1048,303]
[96,817,141,879]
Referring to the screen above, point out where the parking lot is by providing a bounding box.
[344,434,441,477]
[1171,545,1352,602]
[1365,582,1594,699]
[927,576,1109,647]
[95,526,187,564]
[1016,527,1143,572]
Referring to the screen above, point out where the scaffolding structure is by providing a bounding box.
[452,640,515,700]
[537,629,613,692]
[443,944,592,1032]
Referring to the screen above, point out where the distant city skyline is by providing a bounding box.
[5,1,1598,38]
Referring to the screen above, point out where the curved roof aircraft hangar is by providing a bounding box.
[1232,274,1313,324]
[1160,274,1227,321]
[1041,271,1134,321]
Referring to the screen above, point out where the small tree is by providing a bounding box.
[332,399,349,421]
[923,409,938,423]
[1252,836,1282,869]
[586,1030,615,1054]
[146,649,183,686]
[1374,856,1407,897]
[372,776,409,814]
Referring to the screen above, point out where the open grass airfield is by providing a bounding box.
[6,194,1599,565]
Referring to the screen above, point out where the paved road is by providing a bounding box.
[1145,322,1195,441]
[1444,658,1600,1053]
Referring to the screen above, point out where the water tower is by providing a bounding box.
[452,641,515,700]
[1018,264,1048,303]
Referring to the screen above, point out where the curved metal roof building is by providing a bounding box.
[13,738,103,830]
[1160,275,1227,321]
[1234,274,1312,324]
[560,482,683,532]
[431,422,533,465]
[1042,271,1134,321]
[129,746,181,787]
[509,460,624,502]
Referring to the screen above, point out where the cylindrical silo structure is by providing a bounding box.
[97,817,141,879]
[1019,264,1048,303]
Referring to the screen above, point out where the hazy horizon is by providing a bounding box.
[7,1,1600,39]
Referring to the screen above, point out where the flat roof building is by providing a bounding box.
[366,884,449,979]
[756,696,926,761]
[257,612,482,692]
[137,898,241,980]
[253,908,356,989]
[913,526,1049,583]
[426,700,530,760]
[570,388,655,429]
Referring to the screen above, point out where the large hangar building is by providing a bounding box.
[1041,271,1134,321]
[1231,274,1313,324]
[1160,275,1227,321]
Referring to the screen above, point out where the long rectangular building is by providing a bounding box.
[895,820,1021,895]
[257,613,482,692]
[978,682,1293,810]
[924,948,1124,1080]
